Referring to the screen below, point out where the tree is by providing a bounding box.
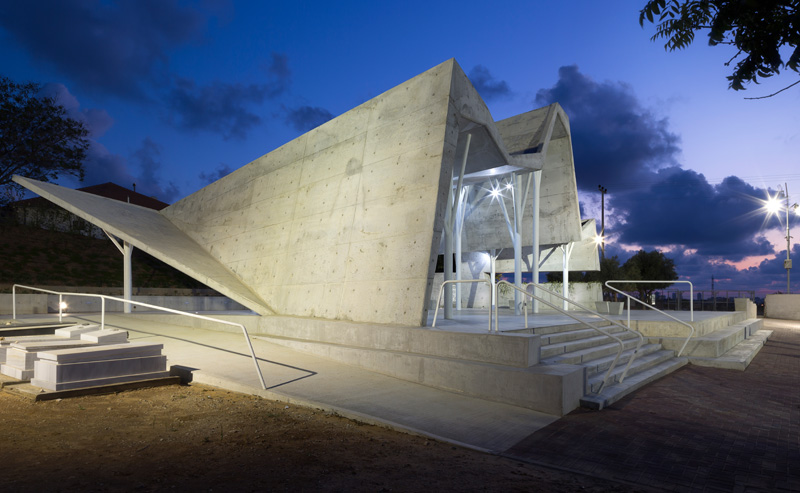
[639,0,800,96]
[0,76,89,205]
[621,249,678,303]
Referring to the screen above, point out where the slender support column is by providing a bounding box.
[513,174,523,315]
[561,243,573,311]
[531,171,542,313]
[455,224,462,310]
[123,242,133,314]
[490,249,496,324]
[444,133,471,319]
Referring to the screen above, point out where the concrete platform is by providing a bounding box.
[0,309,773,454]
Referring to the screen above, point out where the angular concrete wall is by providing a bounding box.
[15,59,592,329]
[162,60,483,326]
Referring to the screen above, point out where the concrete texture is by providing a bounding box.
[765,293,800,320]
[31,342,169,391]
[11,176,272,316]
[14,58,594,329]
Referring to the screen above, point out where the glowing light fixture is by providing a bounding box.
[59,301,68,311]
[765,195,782,215]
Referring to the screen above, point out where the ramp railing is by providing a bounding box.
[605,280,695,356]
[11,284,266,389]
[496,281,644,393]
[431,279,492,332]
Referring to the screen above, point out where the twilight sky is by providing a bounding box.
[1,0,798,294]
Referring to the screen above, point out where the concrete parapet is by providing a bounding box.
[254,334,582,415]
[0,294,48,315]
[258,315,539,368]
[649,319,763,358]
[630,311,745,338]
[734,298,756,319]
[765,294,800,320]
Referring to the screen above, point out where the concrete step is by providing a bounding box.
[649,318,764,358]
[504,320,615,336]
[582,343,664,378]
[580,357,688,410]
[542,336,642,364]
[587,349,677,394]
[689,329,772,370]
[541,331,641,359]
[539,324,632,346]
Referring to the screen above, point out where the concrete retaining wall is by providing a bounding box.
[431,272,601,311]
[765,294,800,320]
[1,294,247,315]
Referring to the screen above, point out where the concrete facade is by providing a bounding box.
[14,59,594,328]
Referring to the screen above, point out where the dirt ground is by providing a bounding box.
[0,383,654,492]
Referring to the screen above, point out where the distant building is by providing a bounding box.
[9,182,168,238]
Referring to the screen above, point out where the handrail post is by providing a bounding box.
[101,297,106,330]
[12,285,16,320]
[58,294,63,322]
[432,279,492,332]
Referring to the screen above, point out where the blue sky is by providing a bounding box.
[1,0,798,294]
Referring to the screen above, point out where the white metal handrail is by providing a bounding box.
[606,280,694,321]
[11,284,266,389]
[605,280,695,356]
[432,279,492,332]
[497,281,644,393]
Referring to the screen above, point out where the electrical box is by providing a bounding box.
[785,259,793,269]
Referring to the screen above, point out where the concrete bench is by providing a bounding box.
[31,342,168,391]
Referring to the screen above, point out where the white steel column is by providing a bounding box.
[444,133,471,319]
[454,185,469,310]
[513,174,524,315]
[560,243,573,311]
[531,170,542,313]
[123,242,133,314]
[104,230,134,315]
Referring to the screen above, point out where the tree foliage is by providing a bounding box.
[0,76,89,204]
[546,250,678,303]
[639,0,800,92]
[622,249,679,302]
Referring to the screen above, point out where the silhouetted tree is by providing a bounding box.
[640,0,800,96]
[622,249,678,302]
[0,76,89,204]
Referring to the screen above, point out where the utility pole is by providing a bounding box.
[782,183,797,294]
[598,185,607,259]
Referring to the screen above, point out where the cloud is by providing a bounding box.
[468,65,512,101]
[536,65,681,193]
[0,0,210,99]
[166,78,270,140]
[285,105,334,132]
[199,164,233,185]
[130,138,180,203]
[164,52,290,139]
[612,171,776,260]
[39,83,114,138]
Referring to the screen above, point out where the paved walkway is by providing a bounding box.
[5,313,798,491]
[504,318,800,492]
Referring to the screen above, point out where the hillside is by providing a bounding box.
[0,221,209,293]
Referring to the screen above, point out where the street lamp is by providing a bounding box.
[765,183,799,294]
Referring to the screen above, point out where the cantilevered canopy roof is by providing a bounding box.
[12,176,273,315]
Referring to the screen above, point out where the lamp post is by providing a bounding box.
[598,185,607,259]
[766,183,799,294]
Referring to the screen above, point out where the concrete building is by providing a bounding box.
[14,59,596,325]
[13,60,606,414]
